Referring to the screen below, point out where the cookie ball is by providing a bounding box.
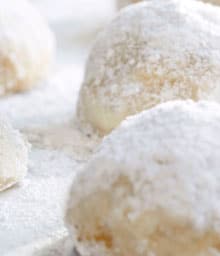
[77,0,220,135]
[67,100,220,256]
[0,0,55,96]
[0,119,29,192]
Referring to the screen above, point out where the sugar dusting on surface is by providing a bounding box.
[0,63,100,255]
[0,0,114,253]
[0,64,100,161]
[0,147,85,255]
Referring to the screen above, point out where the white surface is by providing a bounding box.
[0,0,114,255]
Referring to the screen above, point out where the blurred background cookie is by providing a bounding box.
[0,0,55,96]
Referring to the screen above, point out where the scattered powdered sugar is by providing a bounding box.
[69,101,220,233]
[0,39,99,256]
[0,63,100,160]
[0,60,102,254]
[0,148,80,255]
[0,0,114,253]
[0,65,81,130]
[0,0,111,252]
[4,230,72,256]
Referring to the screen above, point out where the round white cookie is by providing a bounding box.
[67,100,220,256]
[0,0,55,96]
[0,119,29,192]
[78,0,220,135]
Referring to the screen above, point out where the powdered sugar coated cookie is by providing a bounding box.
[78,0,220,135]
[67,100,220,256]
[0,0,55,95]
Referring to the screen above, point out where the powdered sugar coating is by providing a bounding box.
[0,0,55,95]
[78,0,220,135]
[0,118,29,192]
[67,101,220,255]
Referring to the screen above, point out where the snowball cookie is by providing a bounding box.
[67,100,220,256]
[77,0,220,135]
[0,0,55,96]
[0,119,29,192]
